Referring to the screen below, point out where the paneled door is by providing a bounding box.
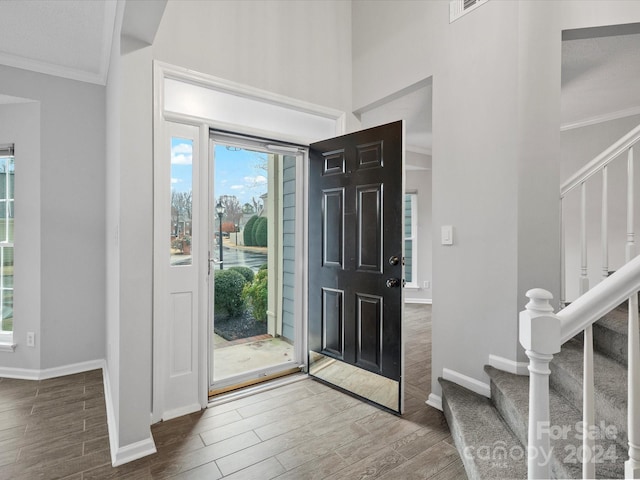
[308,121,405,413]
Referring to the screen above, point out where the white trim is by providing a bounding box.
[405,297,432,305]
[103,362,157,467]
[442,367,490,398]
[112,436,157,467]
[103,362,119,465]
[0,358,104,380]
[426,393,442,411]
[561,106,640,132]
[0,342,16,352]
[488,354,530,376]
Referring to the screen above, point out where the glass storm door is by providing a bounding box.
[209,133,303,394]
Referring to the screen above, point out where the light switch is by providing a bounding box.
[441,225,453,245]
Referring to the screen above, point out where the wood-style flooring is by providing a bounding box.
[0,304,467,479]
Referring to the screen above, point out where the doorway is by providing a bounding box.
[208,133,306,394]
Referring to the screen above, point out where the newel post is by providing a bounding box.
[519,288,561,480]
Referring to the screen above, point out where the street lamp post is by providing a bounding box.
[216,201,225,269]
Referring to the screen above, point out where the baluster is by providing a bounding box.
[578,178,595,478]
[627,293,640,478]
[626,145,640,479]
[520,289,561,480]
[580,182,589,295]
[561,200,566,306]
[583,325,596,479]
[602,166,609,281]
[628,146,635,263]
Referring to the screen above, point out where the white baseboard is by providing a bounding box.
[112,436,157,467]
[103,362,157,467]
[405,298,432,305]
[488,354,529,376]
[0,359,105,380]
[442,367,490,398]
[426,393,442,411]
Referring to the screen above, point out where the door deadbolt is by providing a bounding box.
[388,255,400,266]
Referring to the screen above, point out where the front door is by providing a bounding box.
[308,121,405,413]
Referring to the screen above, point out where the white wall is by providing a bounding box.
[0,66,105,372]
[353,0,563,396]
[0,101,40,370]
[153,0,356,130]
[561,114,640,301]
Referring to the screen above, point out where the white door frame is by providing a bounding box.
[152,61,345,422]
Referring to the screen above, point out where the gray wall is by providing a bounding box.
[0,101,40,370]
[353,0,562,394]
[0,66,105,371]
[352,0,640,398]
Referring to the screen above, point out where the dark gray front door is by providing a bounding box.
[308,121,404,413]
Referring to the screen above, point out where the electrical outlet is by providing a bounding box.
[423,281,431,289]
[26,332,35,347]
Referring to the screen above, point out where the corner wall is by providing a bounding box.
[0,66,106,374]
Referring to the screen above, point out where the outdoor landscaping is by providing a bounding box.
[214,264,268,341]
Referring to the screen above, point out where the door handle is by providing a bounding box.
[386,278,401,288]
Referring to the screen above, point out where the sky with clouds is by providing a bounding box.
[170,137,268,206]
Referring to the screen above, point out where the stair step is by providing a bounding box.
[549,339,628,449]
[593,306,636,365]
[486,366,626,479]
[439,378,527,480]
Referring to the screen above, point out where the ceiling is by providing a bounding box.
[0,3,638,144]
[0,0,116,85]
[562,29,640,129]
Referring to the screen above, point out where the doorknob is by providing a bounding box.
[386,278,401,288]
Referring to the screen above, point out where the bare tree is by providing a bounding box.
[219,195,242,227]
[171,190,192,236]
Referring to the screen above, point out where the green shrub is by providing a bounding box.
[243,215,259,246]
[243,268,268,322]
[214,269,246,317]
[228,266,254,284]
[254,217,268,247]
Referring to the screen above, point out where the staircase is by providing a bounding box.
[440,301,636,479]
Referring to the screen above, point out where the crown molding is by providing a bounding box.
[561,106,640,131]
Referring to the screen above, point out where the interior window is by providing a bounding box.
[0,144,14,342]
[405,192,417,287]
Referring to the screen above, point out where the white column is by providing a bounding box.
[520,289,561,480]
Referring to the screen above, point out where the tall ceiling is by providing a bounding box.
[0,0,116,85]
[0,2,638,147]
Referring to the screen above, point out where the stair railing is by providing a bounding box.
[522,124,640,479]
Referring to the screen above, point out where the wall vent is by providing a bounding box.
[450,0,489,23]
